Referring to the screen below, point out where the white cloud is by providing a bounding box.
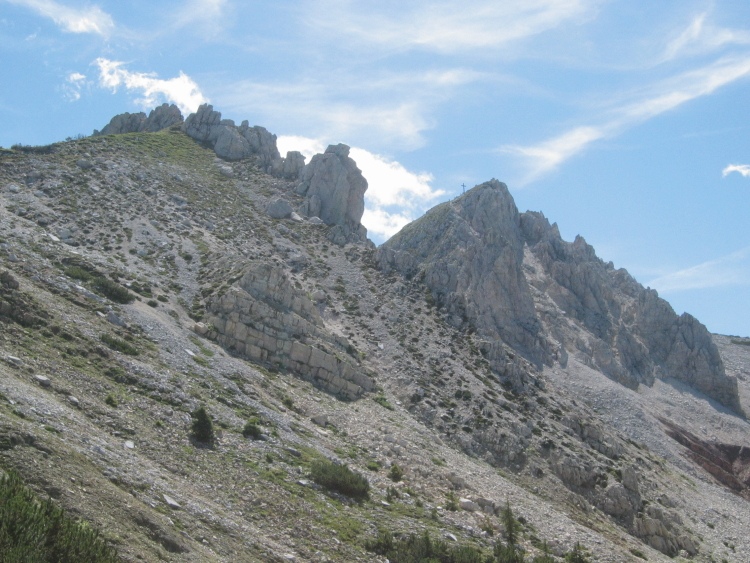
[7,0,114,36]
[219,70,483,150]
[362,208,414,240]
[647,247,750,293]
[171,0,228,36]
[277,136,325,161]
[62,71,86,101]
[722,164,750,178]
[504,55,750,182]
[276,135,444,241]
[94,58,208,116]
[501,126,605,183]
[661,12,750,62]
[307,0,598,54]
[350,148,443,209]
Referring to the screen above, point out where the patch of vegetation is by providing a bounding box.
[445,491,459,511]
[62,265,94,282]
[92,277,134,304]
[366,530,485,563]
[190,405,214,444]
[0,468,118,562]
[388,463,404,482]
[99,334,139,356]
[242,420,262,440]
[373,394,394,410]
[310,459,370,500]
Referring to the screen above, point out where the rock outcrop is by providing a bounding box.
[204,262,375,400]
[378,180,549,379]
[95,103,184,135]
[521,210,742,413]
[295,144,368,244]
[379,180,742,414]
[98,103,305,179]
[182,104,292,174]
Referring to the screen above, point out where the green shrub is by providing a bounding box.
[366,530,484,563]
[564,543,591,563]
[190,406,214,444]
[446,491,459,511]
[0,468,118,562]
[242,421,262,440]
[63,266,94,282]
[310,459,369,500]
[388,463,403,482]
[104,394,118,408]
[92,277,134,304]
[99,334,139,356]
[373,395,394,410]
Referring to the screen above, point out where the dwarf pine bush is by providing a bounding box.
[0,469,118,562]
[310,459,369,500]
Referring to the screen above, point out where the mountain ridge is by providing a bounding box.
[0,106,749,562]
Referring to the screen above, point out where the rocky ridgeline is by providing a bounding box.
[95,103,184,135]
[97,106,367,244]
[520,209,742,413]
[201,262,374,400]
[379,180,742,414]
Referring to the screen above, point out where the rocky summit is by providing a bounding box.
[1,106,750,563]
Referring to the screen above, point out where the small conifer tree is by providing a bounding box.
[190,405,214,443]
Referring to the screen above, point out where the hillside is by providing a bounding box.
[1,105,750,562]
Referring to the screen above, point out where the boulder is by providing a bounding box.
[267,198,293,219]
[214,125,252,161]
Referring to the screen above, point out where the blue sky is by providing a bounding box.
[1,0,749,337]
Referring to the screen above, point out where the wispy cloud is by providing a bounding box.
[723,164,750,178]
[661,12,750,62]
[6,0,114,36]
[307,0,599,54]
[278,136,444,241]
[647,247,750,293]
[94,58,208,116]
[504,55,750,183]
[220,69,485,150]
[62,71,85,101]
[171,0,228,37]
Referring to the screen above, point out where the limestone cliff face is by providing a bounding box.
[378,180,550,378]
[379,181,742,414]
[521,210,741,413]
[204,262,374,400]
